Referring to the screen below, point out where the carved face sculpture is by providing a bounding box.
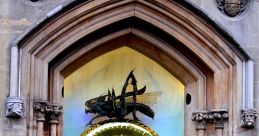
[216,0,249,17]
[224,3,240,17]
[6,102,24,118]
[242,113,257,128]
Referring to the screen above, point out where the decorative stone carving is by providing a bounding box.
[34,100,48,121]
[241,108,257,128]
[192,109,229,129]
[5,96,24,119]
[216,0,249,17]
[192,111,210,130]
[45,103,63,124]
[210,109,229,129]
[33,101,63,123]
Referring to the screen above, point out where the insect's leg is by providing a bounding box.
[85,115,101,127]
[120,71,134,110]
[132,74,138,121]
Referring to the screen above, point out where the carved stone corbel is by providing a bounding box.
[192,111,210,130]
[5,96,24,119]
[241,108,257,128]
[210,109,229,129]
[216,0,249,17]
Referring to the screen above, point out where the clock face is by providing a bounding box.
[81,122,158,136]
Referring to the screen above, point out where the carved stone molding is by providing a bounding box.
[216,0,249,17]
[241,108,257,128]
[5,96,24,119]
[192,111,210,130]
[33,101,63,123]
[210,109,229,129]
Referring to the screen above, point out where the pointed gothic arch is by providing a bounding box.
[7,1,253,136]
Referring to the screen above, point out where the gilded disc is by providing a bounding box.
[81,120,158,136]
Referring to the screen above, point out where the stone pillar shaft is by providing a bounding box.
[37,121,44,136]
[50,124,57,136]
[33,101,62,136]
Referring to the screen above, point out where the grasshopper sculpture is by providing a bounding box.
[85,71,155,126]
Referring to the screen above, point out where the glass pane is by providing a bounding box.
[64,47,184,136]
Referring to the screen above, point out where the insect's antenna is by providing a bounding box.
[132,71,138,120]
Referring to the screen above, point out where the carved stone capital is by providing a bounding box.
[216,0,249,17]
[33,101,63,123]
[5,96,24,119]
[34,100,48,121]
[210,109,229,129]
[192,111,210,130]
[45,103,63,124]
[241,108,257,128]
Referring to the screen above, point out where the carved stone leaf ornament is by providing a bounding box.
[216,0,249,17]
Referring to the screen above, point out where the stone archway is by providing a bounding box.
[6,1,253,136]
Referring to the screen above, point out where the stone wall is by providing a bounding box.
[0,0,258,136]
[0,0,71,135]
[187,1,259,135]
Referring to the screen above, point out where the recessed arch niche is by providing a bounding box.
[64,46,185,136]
[8,1,250,136]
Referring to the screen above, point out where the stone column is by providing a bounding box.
[34,101,63,136]
[34,101,48,136]
[210,109,229,136]
[45,103,63,136]
[5,47,25,119]
[192,111,210,136]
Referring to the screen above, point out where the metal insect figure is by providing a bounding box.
[85,71,155,126]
